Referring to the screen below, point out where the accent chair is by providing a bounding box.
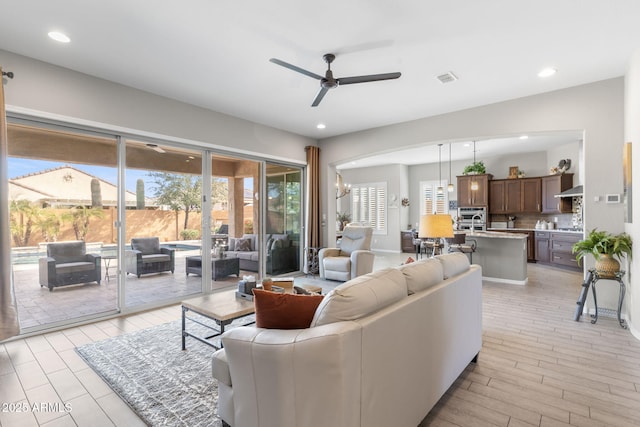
[126,237,175,278]
[319,224,374,281]
[38,241,101,291]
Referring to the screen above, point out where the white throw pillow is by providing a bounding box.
[396,258,444,294]
[310,268,407,327]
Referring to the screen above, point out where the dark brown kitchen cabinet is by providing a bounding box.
[541,174,573,214]
[521,178,542,213]
[457,174,492,207]
[549,232,581,271]
[489,180,507,213]
[489,178,541,214]
[535,231,550,263]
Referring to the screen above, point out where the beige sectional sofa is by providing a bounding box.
[211,252,482,427]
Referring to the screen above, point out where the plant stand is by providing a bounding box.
[589,269,627,329]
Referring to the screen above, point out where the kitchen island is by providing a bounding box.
[464,231,529,285]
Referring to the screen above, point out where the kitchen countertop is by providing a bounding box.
[487,227,583,234]
[465,230,528,239]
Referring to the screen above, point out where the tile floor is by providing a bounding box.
[2,253,640,426]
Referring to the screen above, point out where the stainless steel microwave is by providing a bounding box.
[457,207,486,222]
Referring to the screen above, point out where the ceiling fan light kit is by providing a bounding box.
[269,53,401,107]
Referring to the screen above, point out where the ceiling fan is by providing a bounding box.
[146,143,166,153]
[269,53,401,107]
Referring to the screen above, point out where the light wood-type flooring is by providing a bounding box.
[2,254,640,427]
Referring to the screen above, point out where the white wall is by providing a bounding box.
[625,48,640,340]
[0,50,315,163]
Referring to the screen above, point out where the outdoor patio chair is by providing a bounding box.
[38,241,101,291]
[126,237,175,278]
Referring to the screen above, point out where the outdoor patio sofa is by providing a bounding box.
[125,237,175,278]
[225,233,298,274]
[39,241,101,291]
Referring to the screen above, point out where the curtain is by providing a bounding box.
[0,67,20,340]
[305,146,321,273]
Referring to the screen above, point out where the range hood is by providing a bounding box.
[554,185,583,198]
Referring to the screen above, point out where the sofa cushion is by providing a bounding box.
[141,254,171,264]
[211,350,231,387]
[131,237,161,255]
[47,241,87,263]
[241,234,257,251]
[435,252,470,279]
[396,258,444,294]
[323,256,350,271]
[253,289,324,329]
[235,238,252,251]
[310,268,407,327]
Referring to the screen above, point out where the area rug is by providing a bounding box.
[75,317,252,427]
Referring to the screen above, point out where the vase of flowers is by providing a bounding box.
[336,212,351,231]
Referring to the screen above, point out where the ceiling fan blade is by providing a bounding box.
[337,72,401,85]
[146,143,166,153]
[311,87,329,107]
[269,58,323,80]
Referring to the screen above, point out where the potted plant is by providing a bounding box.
[572,229,632,278]
[336,212,351,231]
[462,161,486,175]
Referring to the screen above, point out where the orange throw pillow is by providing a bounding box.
[253,289,324,329]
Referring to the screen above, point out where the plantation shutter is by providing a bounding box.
[351,182,386,234]
[420,180,449,215]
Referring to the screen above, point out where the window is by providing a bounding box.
[351,182,386,234]
[420,180,449,215]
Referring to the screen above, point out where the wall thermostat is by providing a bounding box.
[606,194,621,204]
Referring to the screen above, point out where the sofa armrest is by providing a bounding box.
[85,253,101,264]
[350,249,375,278]
[38,257,56,287]
[220,322,363,427]
[161,247,176,265]
[125,249,142,274]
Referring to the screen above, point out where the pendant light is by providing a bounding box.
[447,143,454,192]
[437,144,444,195]
[470,141,479,191]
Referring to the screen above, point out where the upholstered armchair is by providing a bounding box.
[39,241,101,291]
[125,237,175,278]
[319,224,374,281]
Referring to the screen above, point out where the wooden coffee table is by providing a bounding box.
[181,289,255,350]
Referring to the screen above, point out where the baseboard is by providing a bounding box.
[482,276,528,286]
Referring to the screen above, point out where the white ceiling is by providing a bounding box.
[0,0,638,145]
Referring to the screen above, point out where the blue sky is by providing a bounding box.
[9,158,156,193]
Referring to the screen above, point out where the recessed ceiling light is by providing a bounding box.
[316,123,326,129]
[538,67,556,78]
[48,31,70,43]
[519,135,529,140]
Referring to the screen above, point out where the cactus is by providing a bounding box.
[136,179,145,210]
[91,178,102,208]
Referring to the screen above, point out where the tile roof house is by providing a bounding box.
[9,165,145,208]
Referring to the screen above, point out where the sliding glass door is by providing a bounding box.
[7,121,120,331]
[5,116,306,334]
[124,140,205,309]
[265,163,302,276]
